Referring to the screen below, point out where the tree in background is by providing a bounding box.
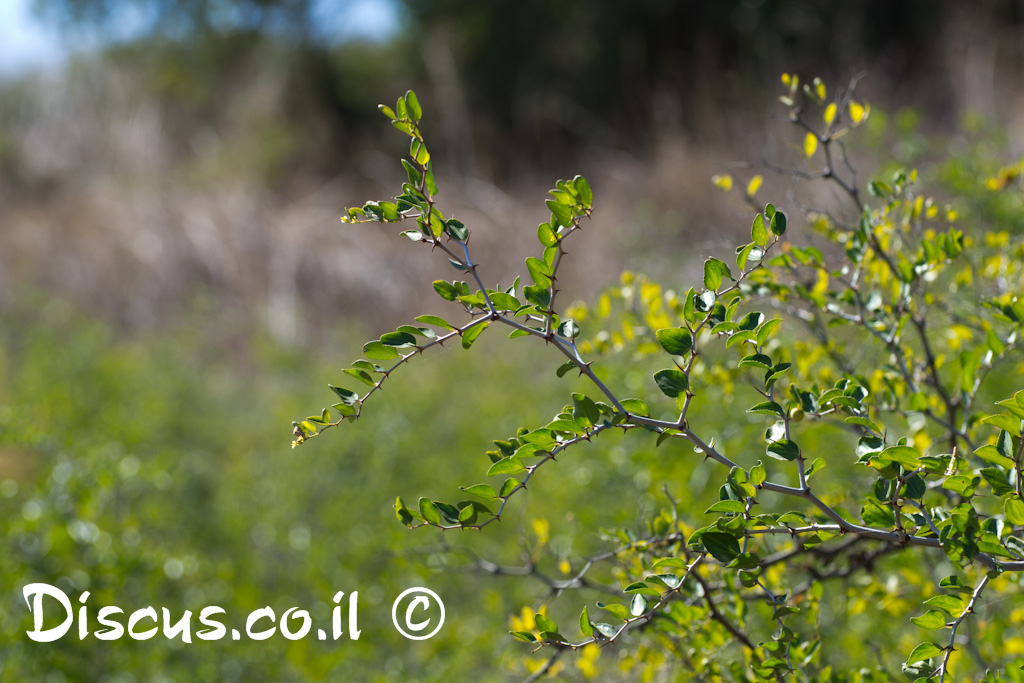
[29,0,1024,172]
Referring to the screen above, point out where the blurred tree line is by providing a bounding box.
[29,0,1024,180]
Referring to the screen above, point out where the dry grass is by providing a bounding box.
[2,30,1022,346]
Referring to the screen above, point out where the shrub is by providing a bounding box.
[294,77,1024,681]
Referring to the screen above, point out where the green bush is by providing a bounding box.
[0,299,586,681]
[295,77,1024,681]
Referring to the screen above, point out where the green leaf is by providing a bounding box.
[488,291,521,311]
[983,413,1022,437]
[694,289,717,312]
[555,360,576,378]
[572,393,601,426]
[623,581,660,596]
[415,314,453,330]
[769,210,787,236]
[706,500,746,514]
[445,219,468,241]
[701,532,741,562]
[878,445,921,469]
[756,319,782,345]
[703,257,733,291]
[343,368,375,387]
[861,499,896,527]
[906,641,943,664]
[378,201,401,221]
[363,341,401,360]
[777,512,811,527]
[462,322,489,349]
[652,557,690,570]
[738,353,773,370]
[748,401,784,417]
[579,606,594,637]
[434,501,462,525]
[424,161,438,196]
[903,474,926,499]
[998,395,1024,420]
[726,330,756,349]
[498,478,520,497]
[938,575,973,593]
[736,243,756,271]
[410,138,430,166]
[975,444,1015,469]
[737,311,764,331]
[558,319,580,339]
[597,602,630,621]
[395,496,414,525]
[380,331,418,347]
[534,613,558,633]
[1005,496,1024,526]
[630,594,648,616]
[750,460,766,487]
[980,468,1014,496]
[396,325,435,339]
[460,484,499,500]
[525,257,553,288]
[547,419,584,434]
[391,119,414,136]
[856,436,885,459]
[329,385,359,406]
[401,158,421,185]
[620,398,650,417]
[433,280,459,301]
[923,595,966,615]
[728,552,761,569]
[510,631,536,643]
[457,292,488,308]
[752,213,770,248]
[487,457,525,477]
[911,610,948,629]
[523,284,551,308]
[405,90,422,119]
[656,327,693,356]
[575,176,593,206]
[546,199,574,228]
[419,498,441,525]
[805,457,826,480]
[766,439,799,461]
[653,369,689,398]
[537,222,557,247]
[845,416,881,434]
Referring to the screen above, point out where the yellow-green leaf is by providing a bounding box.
[1005,496,1024,526]
[907,641,943,664]
[850,101,869,124]
[746,175,763,197]
[712,174,733,191]
[804,132,818,158]
[824,102,837,125]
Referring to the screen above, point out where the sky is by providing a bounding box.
[0,0,67,76]
[0,0,401,78]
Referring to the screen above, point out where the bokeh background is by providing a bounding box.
[2,1,1024,681]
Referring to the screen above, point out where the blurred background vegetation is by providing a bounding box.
[2,1,1024,681]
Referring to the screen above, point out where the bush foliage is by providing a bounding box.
[294,76,1024,681]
